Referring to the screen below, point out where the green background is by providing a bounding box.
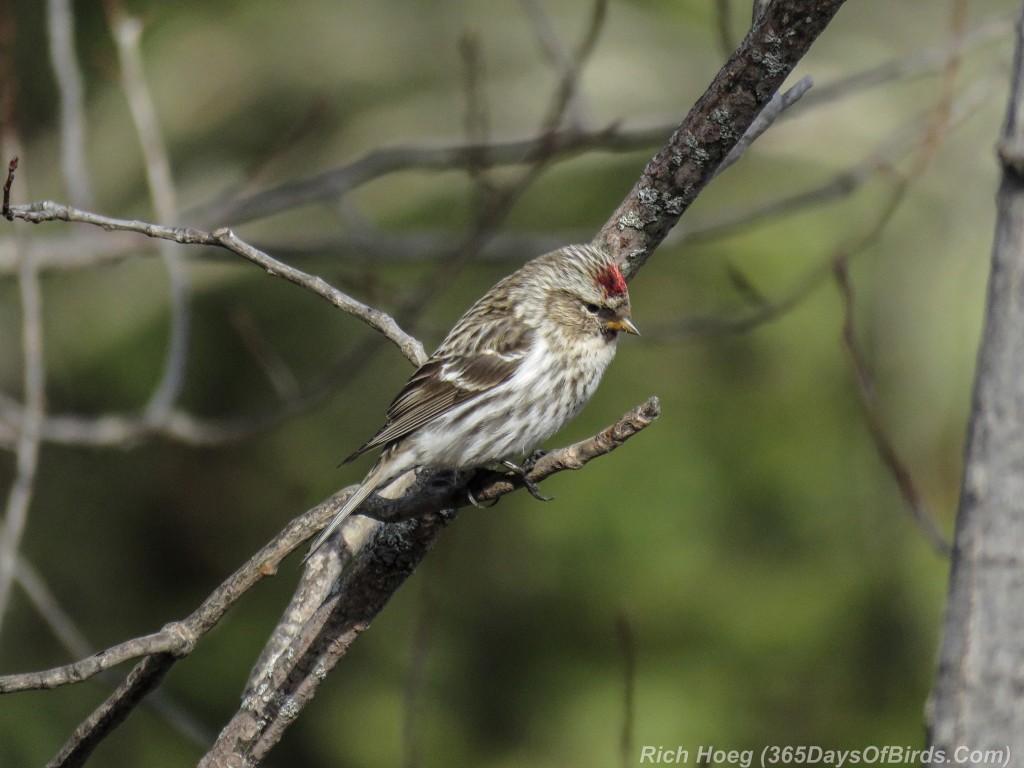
[0,0,1013,765]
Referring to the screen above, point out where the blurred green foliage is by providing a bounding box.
[0,0,1015,765]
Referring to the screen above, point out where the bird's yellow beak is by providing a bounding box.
[605,316,640,336]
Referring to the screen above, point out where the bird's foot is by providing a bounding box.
[501,459,553,502]
[522,449,547,473]
[467,487,499,509]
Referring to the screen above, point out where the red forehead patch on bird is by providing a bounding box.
[597,264,628,297]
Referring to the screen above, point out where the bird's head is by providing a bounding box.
[534,245,639,344]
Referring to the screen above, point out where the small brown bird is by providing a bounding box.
[306,243,638,557]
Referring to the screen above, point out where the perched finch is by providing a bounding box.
[306,243,638,558]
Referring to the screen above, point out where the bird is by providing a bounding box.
[305,243,638,559]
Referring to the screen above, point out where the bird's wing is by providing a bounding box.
[341,326,534,463]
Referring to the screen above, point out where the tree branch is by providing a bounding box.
[197,0,848,762]
[927,4,1024,759]
[14,399,657,767]
[0,1,851,762]
[200,397,660,767]
[594,0,847,278]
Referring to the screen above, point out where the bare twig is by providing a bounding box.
[214,226,427,366]
[2,155,15,220]
[713,75,814,178]
[109,9,992,239]
[0,20,44,631]
[108,7,191,422]
[797,10,1011,112]
[536,0,606,132]
[15,558,91,658]
[0,625,197,693]
[0,186,46,630]
[46,0,92,207]
[4,201,427,366]
[396,5,611,333]
[0,330,384,449]
[230,309,301,399]
[687,77,993,244]
[187,121,640,228]
[833,257,951,556]
[825,0,969,559]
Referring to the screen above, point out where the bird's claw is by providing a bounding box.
[467,487,499,509]
[522,477,553,502]
[501,459,553,502]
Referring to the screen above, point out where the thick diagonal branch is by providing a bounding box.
[595,0,847,278]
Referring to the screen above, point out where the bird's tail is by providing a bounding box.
[303,460,393,561]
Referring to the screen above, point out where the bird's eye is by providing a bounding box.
[585,303,600,314]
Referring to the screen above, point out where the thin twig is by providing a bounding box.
[188,121,636,229]
[833,257,951,556]
[153,10,1007,237]
[797,10,1011,112]
[534,0,606,136]
[823,0,969,559]
[2,155,15,220]
[230,309,301,399]
[0,187,46,631]
[687,77,993,244]
[46,0,92,207]
[4,201,427,366]
[395,6,611,334]
[713,76,813,178]
[108,7,191,422]
[0,626,197,693]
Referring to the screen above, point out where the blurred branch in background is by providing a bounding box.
[0,6,45,641]
[46,0,91,209]
[105,3,191,424]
